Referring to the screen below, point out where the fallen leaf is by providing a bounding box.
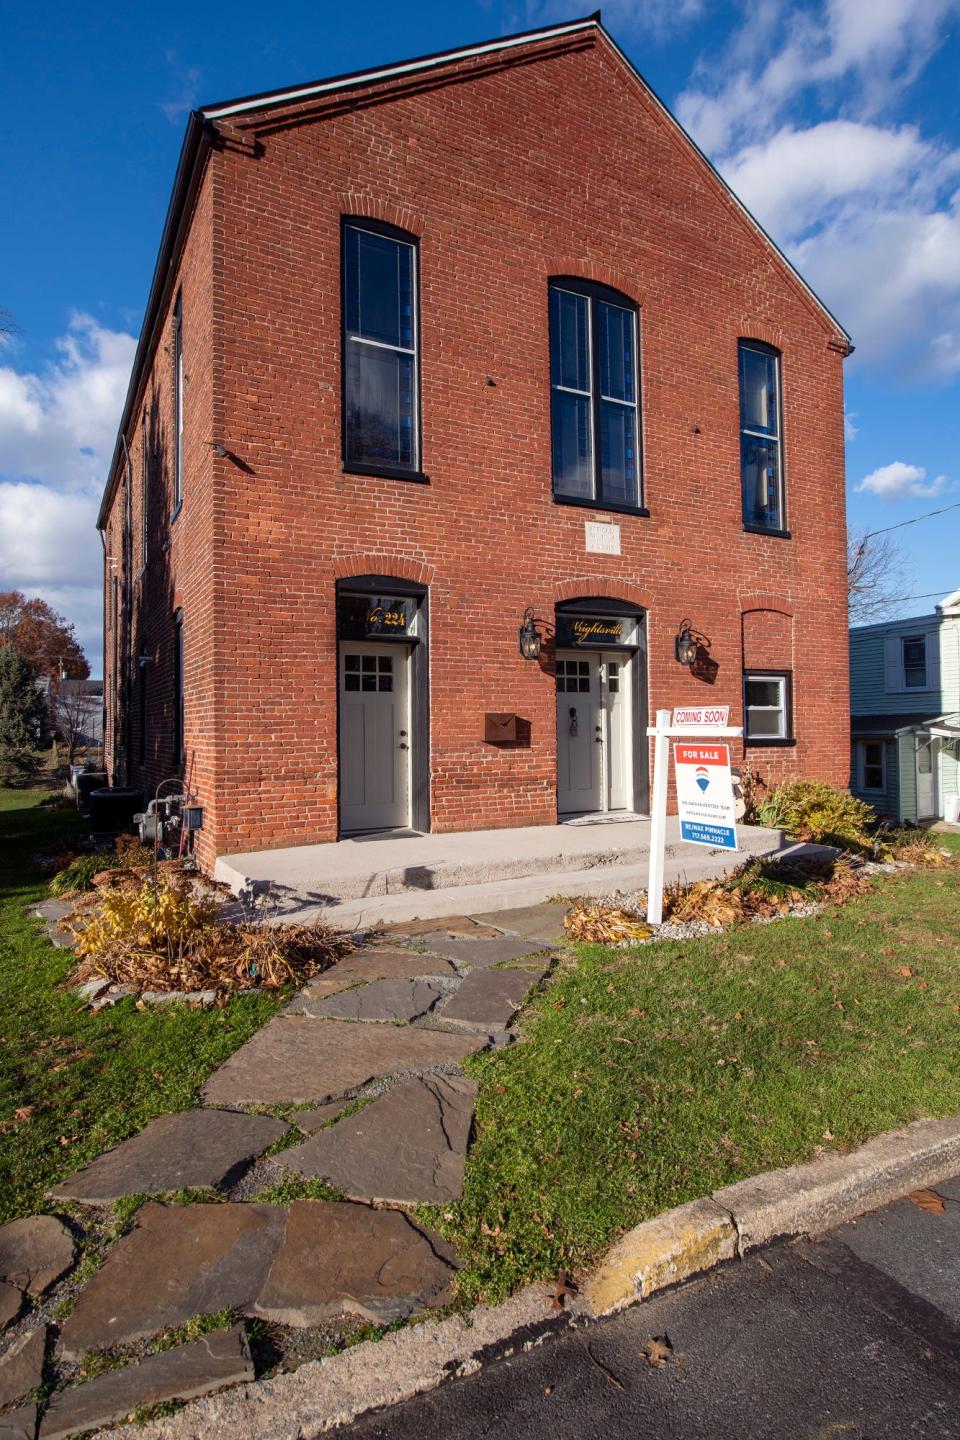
[822,1130,834,1141]
[642,1335,673,1367]
[897,966,913,977]
[909,1189,946,1214]
[14,1106,34,1123]
[549,1271,578,1311]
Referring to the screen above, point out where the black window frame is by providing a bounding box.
[738,339,789,538]
[858,739,886,793]
[743,668,795,747]
[341,217,426,485]
[172,291,184,518]
[548,277,647,517]
[902,633,927,689]
[140,410,149,572]
[138,655,148,766]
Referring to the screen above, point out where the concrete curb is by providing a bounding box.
[97,1116,960,1439]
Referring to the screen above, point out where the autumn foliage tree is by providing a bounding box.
[0,592,89,683]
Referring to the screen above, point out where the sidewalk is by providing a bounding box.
[215,818,796,927]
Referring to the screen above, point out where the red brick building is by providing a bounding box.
[99,16,852,869]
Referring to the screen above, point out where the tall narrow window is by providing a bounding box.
[173,293,184,512]
[902,634,927,688]
[549,280,641,510]
[739,341,784,532]
[141,411,149,569]
[173,609,185,765]
[343,222,420,477]
[138,664,148,766]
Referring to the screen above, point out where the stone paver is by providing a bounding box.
[58,1203,285,1358]
[306,976,449,1024]
[284,1075,477,1204]
[0,1282,22,1330]
[440,966,547,1032]
[411,933,548,969]
[201,1017,486,1106]
[292,950,457,1005]
[253,1201,455,1326]
[0,1216,75,1296]
[376,916,500,938]
[51,1109,288,1205]
[40,1324,254,1440]
[293,1101,351,1134]
[470,902,570,945]
[0,1327,45,1409]
[0,1405,35,1439]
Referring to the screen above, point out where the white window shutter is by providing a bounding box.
[928,631,941,695]
[884,634,902,693]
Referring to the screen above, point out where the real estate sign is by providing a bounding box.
[674,741,737,850]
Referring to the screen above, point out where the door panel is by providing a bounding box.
[339,644,410,832]
[917,741,936,819]
[556,654,602,814]
[603,653,632,812]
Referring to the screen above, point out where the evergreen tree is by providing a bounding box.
[0,644,45,780]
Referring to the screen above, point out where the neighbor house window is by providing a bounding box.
[739,341,784,532]
[141,411,149,569]
[173,609,184,765]
[549,280,641,509]
[858,740,886,792]
[744,671,791,742]
[172,293,184,512]
[902,634,927,688]
[343,221,420,477]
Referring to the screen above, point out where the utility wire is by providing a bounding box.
[862,499,960,539]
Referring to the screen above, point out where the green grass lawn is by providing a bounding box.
[0,785,281,1221]
[437,838,960,1305]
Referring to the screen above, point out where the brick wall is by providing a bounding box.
[103,28,850,865]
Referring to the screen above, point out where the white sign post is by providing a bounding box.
[645,709,743,926]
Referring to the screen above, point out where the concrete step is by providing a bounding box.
[215,819,807,930]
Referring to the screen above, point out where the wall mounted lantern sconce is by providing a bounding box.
[674,619,699,667]
[518,607,545,661]
[137,652,155,669]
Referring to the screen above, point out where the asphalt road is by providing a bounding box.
[345,1174,960,1439]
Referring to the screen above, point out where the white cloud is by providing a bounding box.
[160,51,201,124]
[845,410,859,441]
[678,0,960,154]
[0,314,135,670]
[855,461,947,498]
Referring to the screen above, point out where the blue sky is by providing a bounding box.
[2,0,959,669]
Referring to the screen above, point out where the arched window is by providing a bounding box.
[738,340,786,534]
[342,219,422,481]
[549,278,642,512]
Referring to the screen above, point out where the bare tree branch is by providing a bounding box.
[847,528,911,624]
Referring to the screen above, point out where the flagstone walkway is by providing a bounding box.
[2,902,568,1437]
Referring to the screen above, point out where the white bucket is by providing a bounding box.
[945,795,960,825]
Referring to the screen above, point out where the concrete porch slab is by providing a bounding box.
[220,817,794,915]
[215,820,800,930]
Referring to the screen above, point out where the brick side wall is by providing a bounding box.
[105,31,850,863]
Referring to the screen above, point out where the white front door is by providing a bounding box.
[917,739,937,819]
[556,651,633,816]
[339,642,411,833]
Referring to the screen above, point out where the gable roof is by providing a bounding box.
[98,11,852,528]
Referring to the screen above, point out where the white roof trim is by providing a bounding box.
[936,586,960,614]
[202,19,598,119]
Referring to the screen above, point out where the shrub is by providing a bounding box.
[50,836,155,895]
[756,779,878,850]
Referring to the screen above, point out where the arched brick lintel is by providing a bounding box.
[338,194,425,239]
[332,554,436,586]
[546,260,644,308]
[554,577,654,610]
[740,320,786,352]
[739,594,794,618]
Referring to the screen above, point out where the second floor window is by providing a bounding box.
[739,340,784,532]
[549,280,641,510]
[343,221,419,477]
[173,293,184,512]
[902,634,927,688]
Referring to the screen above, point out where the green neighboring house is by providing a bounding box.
[850,588,960,824]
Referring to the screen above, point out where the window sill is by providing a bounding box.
[553,492,649,519]
[343,463,430,485]
[744,737,797,748]
[743,523,791,540]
